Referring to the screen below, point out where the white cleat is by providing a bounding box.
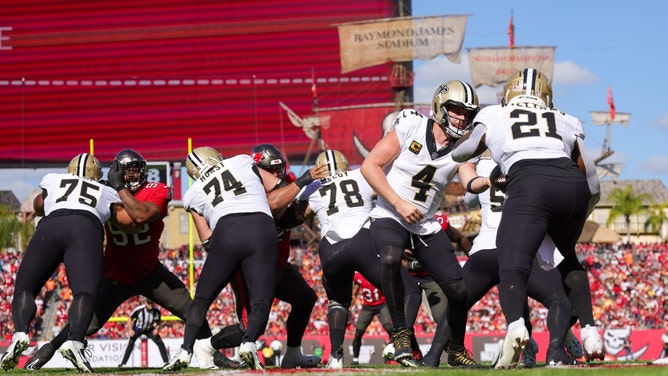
[653,357,668,365]
[581,325,604,362]
[564,328,584,358]
[193,338,217,369]
[325,351,343,369]
[59,340,94,373]
[162,347,192,371]
[239,341,264,370]
[1,332,30,371]
[382,343,395,361]
[493,318,529,369]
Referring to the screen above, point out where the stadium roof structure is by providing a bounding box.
[0,0,401,168]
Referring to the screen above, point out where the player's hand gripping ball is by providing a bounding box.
[490,165,507,193]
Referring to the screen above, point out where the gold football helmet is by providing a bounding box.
[502,68,552,107]
[316,150,349,183]
[67,153,103,181]
[185,146,223,179]
[431,80,479,138]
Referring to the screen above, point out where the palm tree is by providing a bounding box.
[644,200,668,240]
[606,185,651,243]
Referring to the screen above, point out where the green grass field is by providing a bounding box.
[5,362,668,376]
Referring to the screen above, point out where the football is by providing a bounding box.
[490,165,507,193]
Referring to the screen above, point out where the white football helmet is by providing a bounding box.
[431,80,479,138]
[315,150,349,184]
[67,153,103,181]
[185,146,223,179]
[502,68,552,108]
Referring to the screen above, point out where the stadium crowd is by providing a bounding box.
[1,240,667,341]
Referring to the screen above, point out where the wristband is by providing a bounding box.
[294,170,314,189]
[466,176,483,194]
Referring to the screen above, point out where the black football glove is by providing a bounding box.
[107,160,126,192]
[294,170,314,189]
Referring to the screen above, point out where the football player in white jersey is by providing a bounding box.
[1,153,121,373]
[191,144,328,370]
[464,154,585,367]
[361,80,490,368]
[299,149,391,369]
[452,68,602,367]
[163,147,278,371]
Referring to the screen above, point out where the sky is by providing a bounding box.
[2,1,668,204]
[410,1,668,191]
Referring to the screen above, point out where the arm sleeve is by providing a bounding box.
[452,124,487,162]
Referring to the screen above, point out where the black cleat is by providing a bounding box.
[213,351,247,369]
[24,342,55,371]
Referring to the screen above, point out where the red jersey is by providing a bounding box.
[354,271,385,307]
[103,182,172,283]
[434,211,450,232]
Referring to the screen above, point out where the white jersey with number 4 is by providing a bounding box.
[183,154,271,230]
[369,109,462,235]
[40,173,120,222]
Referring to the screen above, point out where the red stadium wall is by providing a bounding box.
[0,0,401,167]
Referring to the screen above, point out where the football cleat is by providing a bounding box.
[493,318,529,369]
[59,340,94,373]
[581,325,605,362]
[652,357,668,365]
[325,348,344,370]
[280,353,321,369]
[564,328,584,358]
[448,347,483,368]
[239,341,264,370]
[391,328,419,367]
[546,346,583,367]
[520,337,538,368]
[23,342,56,371]
[193,338,216,369]
[213,351,247,369]
[1,332,30,371]
[162,347,192,371]
[382,342,395,361]
[418,350,440,368]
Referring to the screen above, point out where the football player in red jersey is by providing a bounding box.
[350,272,393,365]
[24,149,241,370]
